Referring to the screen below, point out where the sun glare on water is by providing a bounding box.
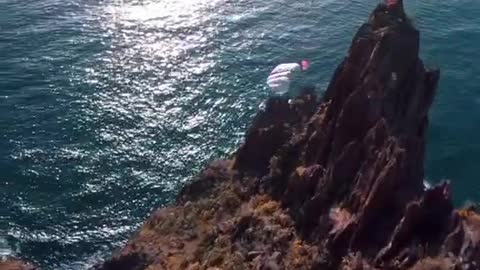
[106,0,223,23]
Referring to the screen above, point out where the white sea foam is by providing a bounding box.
[0,235,12,259]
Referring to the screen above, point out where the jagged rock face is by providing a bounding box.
[236,4,443,265]
[94,3,480,270]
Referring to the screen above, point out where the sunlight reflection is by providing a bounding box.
[106,0,223,24]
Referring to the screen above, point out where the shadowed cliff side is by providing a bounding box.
[93,2,480,270]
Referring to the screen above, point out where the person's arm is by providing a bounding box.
[270,63,301,76]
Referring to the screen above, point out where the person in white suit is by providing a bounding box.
[266,60,311,96]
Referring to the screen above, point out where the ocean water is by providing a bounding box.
[1,0,480,268]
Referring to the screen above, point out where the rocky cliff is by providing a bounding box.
[93,2,480,270]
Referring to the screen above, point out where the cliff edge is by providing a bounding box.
[94,3,480,270]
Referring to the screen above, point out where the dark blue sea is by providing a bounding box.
[1,0,480,268]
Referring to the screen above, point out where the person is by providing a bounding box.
[387,0,400,8]
[386,0,404,14]
[370,0,407,28]
[266,60,311,96]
